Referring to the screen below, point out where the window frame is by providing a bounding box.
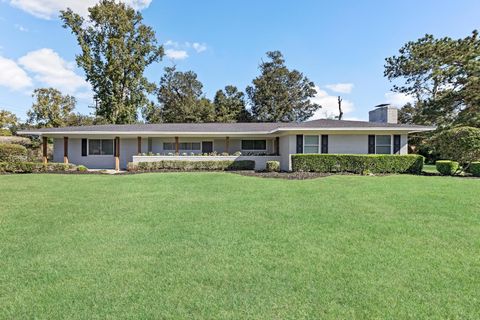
[87,139,114,156]
[303,135,320,154]
[241,139,267,151]
[375,135,392,154]
[163,141,202,151]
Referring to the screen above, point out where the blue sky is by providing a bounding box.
[0,0,479,121]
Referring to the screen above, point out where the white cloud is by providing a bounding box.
[325,83,354,94]
[165,49,188,60]
[164,40,207,59]
[14,24,28,32]
[310,86,355,120]
[164,40,179,47]
[9,0,152,20]
[0,56,33,90]
[384,92,414,107]
[192,42,207,53]
[18,48,89,95]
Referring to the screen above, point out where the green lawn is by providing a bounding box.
[423,164,439,174]
[1,173,479,319]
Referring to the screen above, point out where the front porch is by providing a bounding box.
[50,135,282,171]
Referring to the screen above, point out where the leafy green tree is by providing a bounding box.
[27,88,76,128]
[198,98,216,123]
[0,109,19,135]
[150,66,215,123]
[60,0,163,124]
[66,113,98,126]
[246,51,320,122]
[213,86,251,122]
[433,127,480,170]
[385,30,480,128]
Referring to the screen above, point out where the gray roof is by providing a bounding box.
[18,119,434,135]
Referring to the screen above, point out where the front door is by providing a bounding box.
[202,141,213,154]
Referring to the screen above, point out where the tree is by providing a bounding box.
[433,127,480,170]
[385,30,480,128]
[66,113,98,126]
[60,0,163,124]
[0,110,19,135]
[246,51,320,122]
[27,88,76,128]
[149,66,215,123]
[213,85,251,122]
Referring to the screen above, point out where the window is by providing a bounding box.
[148,137,153,153]
[163,142,175,150]
[304,135,319,154]
[163,142,201,151]
[88,139,113,155]
[179,142,201,150]
[241,140,266,150]
[376,135,391,154]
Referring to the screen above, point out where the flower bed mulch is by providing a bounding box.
[230,171,341,180]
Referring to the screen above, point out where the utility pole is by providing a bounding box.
[337,96,343,120]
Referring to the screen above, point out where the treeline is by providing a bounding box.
[384,29,479,160]
[18,0,318,127]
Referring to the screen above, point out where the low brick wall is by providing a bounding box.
[132,155,282,171]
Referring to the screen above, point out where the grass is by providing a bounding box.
[1,173,479,319]
[423,164,439,174]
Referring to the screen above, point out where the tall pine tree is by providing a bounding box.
[246,51,320,122]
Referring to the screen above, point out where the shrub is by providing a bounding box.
[435,160,459,176]
[127,160,255,172]
[466,161,480,177]
[0,143,28,162]
[77,165,88,172]
[433,127,480,169]
[0,162,76,173]
[291,154,424,174]
[266,160,280,172]
[0,128,12,136]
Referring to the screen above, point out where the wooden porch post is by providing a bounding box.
[63,137,69,164]
[225,136,230,154]
[42,136,48,164]
[275,137,280,156]
[115,137,120,171]
[137,136,142,154]
[175,136,179,154]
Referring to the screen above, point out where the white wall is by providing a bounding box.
[328,135,369,154]
[279,135,296,171]
[54,133,410,170]
[400,134,408,154]
[54,138,116,169]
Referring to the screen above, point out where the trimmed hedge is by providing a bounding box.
[291,154,424,174]
[435,160,459,176]
[0,162,76,173]
[127,160,255,172]
[0,143,27,162]
[266,161,280,172]
[467,161,480,177]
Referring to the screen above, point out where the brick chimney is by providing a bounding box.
[369,104,398,124]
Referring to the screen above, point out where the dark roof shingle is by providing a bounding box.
[18,119,434,134]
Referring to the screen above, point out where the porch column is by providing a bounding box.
[225,136,230,154]
[175,136,179,154]
[137,136,142,154]
[42,136,48,164]
[63,137,69,164]
[275,137,280,156]
[115,137,120,171]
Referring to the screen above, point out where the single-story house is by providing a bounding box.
[19,105,434,171]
